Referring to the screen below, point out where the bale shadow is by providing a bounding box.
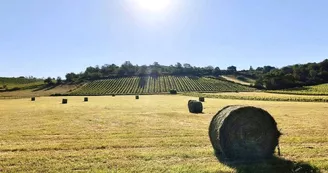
[215,153,320,173]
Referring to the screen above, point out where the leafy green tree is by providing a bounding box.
[44,77,54,85]
[212,67,221,76]
[65,73,78,82]
[227,66,237,74]
[56,77,62,84]
[309,70,317,79]
[263,66,276,73]
[137,65,148,76]
[203,66,214,75]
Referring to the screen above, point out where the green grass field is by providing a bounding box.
[184,92,328,102]
[268,83,328,96]
[0,95,327,172]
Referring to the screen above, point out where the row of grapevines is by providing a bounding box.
[70,76,255,95]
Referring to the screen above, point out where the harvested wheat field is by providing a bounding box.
[0,95,327,172]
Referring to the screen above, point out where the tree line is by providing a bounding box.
[48,59,328,90]
[64,61,238,83]
[252,59,328,89]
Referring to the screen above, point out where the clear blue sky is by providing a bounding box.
[1,0,328,78]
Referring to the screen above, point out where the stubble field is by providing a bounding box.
[0,95,327,172]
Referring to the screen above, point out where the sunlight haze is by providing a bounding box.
[1,0,328,78]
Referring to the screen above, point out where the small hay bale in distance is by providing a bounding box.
[84,97,88,102]
[199,97,205,102]
[135,95,139,99]
[62,99,68,104]
[188,100,203,113]
[31,97,35,101]
[209,105,281,161]
[169,89,177,94]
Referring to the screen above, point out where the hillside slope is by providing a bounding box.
[221,75,255,86]
[0,84,79,99]
[70,76,255,95]
[0,77,43,90]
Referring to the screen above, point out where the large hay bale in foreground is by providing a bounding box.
[84,97,88,102]
[209,105,280,160]
[188,100,203,113]
[199,97,205,102]
[31,97,35,101]
[62,99,68,104]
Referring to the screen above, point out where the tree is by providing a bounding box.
[175,62,182,68]
[56,77,62,84]
[174,62,183,75]
[183,63,193,75]
[203,66,214,75]
[263,66,276,73]
[212,67,221,76]
[65,73,78,82]
[309,70,317,79]
[183,63,192,69]
[119,61,135,76]
[150,68,160,77]
[137,65,148,76]
[89,72,101,80]
[44,77,54,85]
[227,66,237,74]
[153,62,160,67]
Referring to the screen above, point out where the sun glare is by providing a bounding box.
[133,0,172,12]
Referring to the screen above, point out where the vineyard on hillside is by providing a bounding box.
[268,83,328,95]
[0,77,43,90]
[70,76,255,95]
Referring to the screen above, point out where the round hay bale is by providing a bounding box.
[135,95,139,99]
[169,89,177,94]
[209,105,281,160]
[84,97,88,102]
[199,97,205,102]
[31,97,35,101]
[188,100,203,113]
[62,99,68,104]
